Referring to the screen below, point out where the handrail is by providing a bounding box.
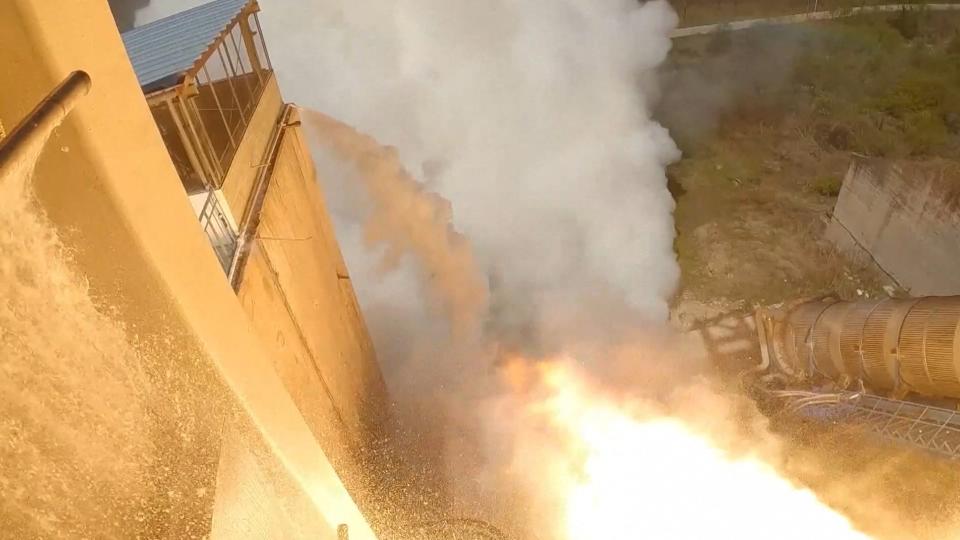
[227,103,296,289]
[0,71,91,182]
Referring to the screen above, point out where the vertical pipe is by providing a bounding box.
[229,28,259,97]
[201,64,237,154]
[177,95,220,185]
[164,97,211,189]
[218,38,250,119]
[253,13,274,71]
[239,16,265,85]
[217,46,247,128]
[178,95,225,184]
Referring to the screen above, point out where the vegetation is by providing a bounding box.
[792,13,960,158]
[673,0,960,27]
[665,12,960,314]
[811,175,843,196]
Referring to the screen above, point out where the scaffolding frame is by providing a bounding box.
[144,2,273,191]
[781,390,960,459]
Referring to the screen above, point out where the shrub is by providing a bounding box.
[875,70,950,118]
[812,175,843,197]
[903,111,949,155]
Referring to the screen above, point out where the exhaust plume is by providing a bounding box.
[131,1,952,538]
[263,0,682,354]
[272,0,687,527]
[303,111,489,336]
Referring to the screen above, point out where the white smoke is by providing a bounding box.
[137,0,683,526]
[134,0,681,353]
[265,0,681,350]
[268,0,684,525]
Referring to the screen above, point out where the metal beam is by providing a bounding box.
[164,97,212,190]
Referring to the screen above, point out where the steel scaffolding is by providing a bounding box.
[776,390,960,459]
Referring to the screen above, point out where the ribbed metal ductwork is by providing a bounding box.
[811,302,851,379]
[899,297,960,397]
[836,299,879,383]
[777,300,833,378]
[771,296,960,399]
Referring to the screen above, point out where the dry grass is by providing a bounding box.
[667,13,960,318]
[674,0,960,27]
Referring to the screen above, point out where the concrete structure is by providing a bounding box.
[827,157,960,296]
[0,0,388,538]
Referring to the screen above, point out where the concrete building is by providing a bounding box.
[1,0,389,537]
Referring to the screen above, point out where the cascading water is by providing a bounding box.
[0,142,157,537]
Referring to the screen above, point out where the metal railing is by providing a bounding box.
[197,190,238,273]
[771,389,960,459]
[148,9,274,193]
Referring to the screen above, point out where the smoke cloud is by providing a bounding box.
[138,0,687,528]
[268,0,684,527]
[266,0,681,350]
[303,111,489,336]
[656,25,810,149]
[123,3,960,538]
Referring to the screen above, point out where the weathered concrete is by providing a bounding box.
[236,109,390,489]
[827,158,960,296]
[220,75,284,221]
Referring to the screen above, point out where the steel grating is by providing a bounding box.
[794,392,960,459]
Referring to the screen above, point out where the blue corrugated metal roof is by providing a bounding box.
[121,0,250,92]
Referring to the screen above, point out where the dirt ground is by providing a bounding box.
[667,112,891,328]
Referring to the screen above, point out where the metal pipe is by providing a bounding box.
[762,296,960,400]
[229,28,259,97]
[0,70,91,183]
[253,13,274,71]
[201,64,237,151]
[238,17,265,88]
[217,46,247,127]
[176,95,224,185]
[164,97,212,189]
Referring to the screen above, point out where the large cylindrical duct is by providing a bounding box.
[770,296,960,399]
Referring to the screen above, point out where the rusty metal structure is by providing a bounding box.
[756,296,960,458]
[762,296,960,399]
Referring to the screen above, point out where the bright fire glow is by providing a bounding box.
[509,361,872,540]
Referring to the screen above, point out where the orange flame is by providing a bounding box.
[502,359,871,540]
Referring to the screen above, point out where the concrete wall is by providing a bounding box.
[827,158,960,296]
[0,1,377,538]
[220,75,284,221]
[236,111,390,488]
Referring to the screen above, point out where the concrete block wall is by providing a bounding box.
[826,157,960,296]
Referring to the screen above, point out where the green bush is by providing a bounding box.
[874,69,951,121]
